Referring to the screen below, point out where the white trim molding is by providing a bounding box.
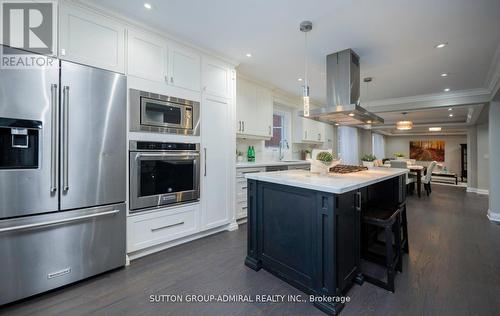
[466,187,489,195]
[487,209,500,223]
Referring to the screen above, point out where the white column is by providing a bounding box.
[467,126,478,190]
[488,101,500,222]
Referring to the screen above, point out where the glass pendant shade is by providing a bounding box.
[303,85,310,117]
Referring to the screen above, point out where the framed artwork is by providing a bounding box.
[410,140,445,162]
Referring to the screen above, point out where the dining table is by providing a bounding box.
[383,164,426,198]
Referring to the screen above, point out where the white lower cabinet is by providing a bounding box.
[235,167,265,219]
[201,96,231,229]
[127,203,200,253]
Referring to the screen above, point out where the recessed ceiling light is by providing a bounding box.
[429,127,442,132]
[297,78,303,82]
[335,123,340,126]
[348,113,355,117]
[435,42,448,48]
[144,3,152,9]
[449,113,454,117]
[441,73,448,77]
[444,88,450,92]
[245,53,252,58]
[366,120,372,124]
[448,108,452,111]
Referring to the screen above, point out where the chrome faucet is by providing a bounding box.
[278,139,289,161]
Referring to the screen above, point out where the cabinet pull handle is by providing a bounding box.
[151,221,184,232]
[164,75,168,82]
[62,86,70,192]
[305,131,307,139]
[238,121,241,132]
[269,126,271,135]
[242,121,245,132]
[50,84,58,193]
[170,76,174,83]
[318,133,321,141]
[204,147,207,177]
[356,191,362,211]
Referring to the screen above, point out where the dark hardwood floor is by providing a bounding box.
[2,185,499,316]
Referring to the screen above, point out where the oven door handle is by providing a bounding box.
[135,153,200,160]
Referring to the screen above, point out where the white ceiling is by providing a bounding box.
[86,0,500,104]
[371,104,484,135]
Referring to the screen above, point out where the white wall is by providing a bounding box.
[488,101,500,220]
[385,135,467,174]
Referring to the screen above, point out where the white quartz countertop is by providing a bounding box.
[236,160,310,168]
[245,168,408,194]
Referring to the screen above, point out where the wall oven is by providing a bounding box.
[129,89,200,135]
[129,141,200,212]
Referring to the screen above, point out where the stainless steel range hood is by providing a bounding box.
[300,49,384,126]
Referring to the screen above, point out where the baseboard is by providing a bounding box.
[466,187,489,195]
[227,221,239,231]
[487,209,500,223]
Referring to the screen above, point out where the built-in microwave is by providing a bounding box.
[129,141,200,212]
[129,89,200,135]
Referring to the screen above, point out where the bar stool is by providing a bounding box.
[361,206,403,292]
[400,202,409,254]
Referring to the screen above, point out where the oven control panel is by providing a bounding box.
[133,141,198,151]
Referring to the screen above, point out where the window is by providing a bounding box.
[265,113,285,147]
[337,126,359,165]
[372,133,385,160]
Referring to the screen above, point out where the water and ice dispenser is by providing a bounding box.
[0,118,41,169]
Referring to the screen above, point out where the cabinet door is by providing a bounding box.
[201,96,231,229]
[127,30,167,82]
[202,58,231,98]
[256,86,273,137]
[168,45,201,92]
[236,78,255,135]
[335,191,361,292]
[59,5,125,73]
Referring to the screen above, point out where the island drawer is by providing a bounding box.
[127,203,200,252]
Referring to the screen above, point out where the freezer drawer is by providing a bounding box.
[0,203,126,305]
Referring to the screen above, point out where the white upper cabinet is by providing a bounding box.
[168,45,201,92]
[127,29,167,83]
[236,77,273,138]
[202,58,231,98]
[294,113,327,143]
[59,4,125,73]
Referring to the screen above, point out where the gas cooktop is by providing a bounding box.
[329,165,368,174]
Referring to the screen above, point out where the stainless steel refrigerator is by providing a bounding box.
[0,45,126,305]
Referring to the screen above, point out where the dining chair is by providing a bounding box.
[422,161,437,196]
[390,161,416,194]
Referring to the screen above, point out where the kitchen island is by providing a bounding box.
[244,168,408,315]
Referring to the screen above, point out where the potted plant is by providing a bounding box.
[310,151,340,174]
[303,149,312,160]
[361,154,377,168]
[394,152,406,160]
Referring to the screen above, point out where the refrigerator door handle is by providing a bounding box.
[50,84,58,193]
[62,86,70,192]
[0,209,120,234]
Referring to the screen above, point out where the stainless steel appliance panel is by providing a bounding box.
[129,142,200,212]
[0,203,126,305]
[60,61,126,210]
[129,89,200,136]
[0,48,59,218]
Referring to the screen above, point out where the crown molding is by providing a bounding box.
[70,0,240,67]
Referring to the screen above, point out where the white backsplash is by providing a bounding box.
[236,138,326,162]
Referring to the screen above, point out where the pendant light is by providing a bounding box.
[300,21,312,117]
[396,112,413,130]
